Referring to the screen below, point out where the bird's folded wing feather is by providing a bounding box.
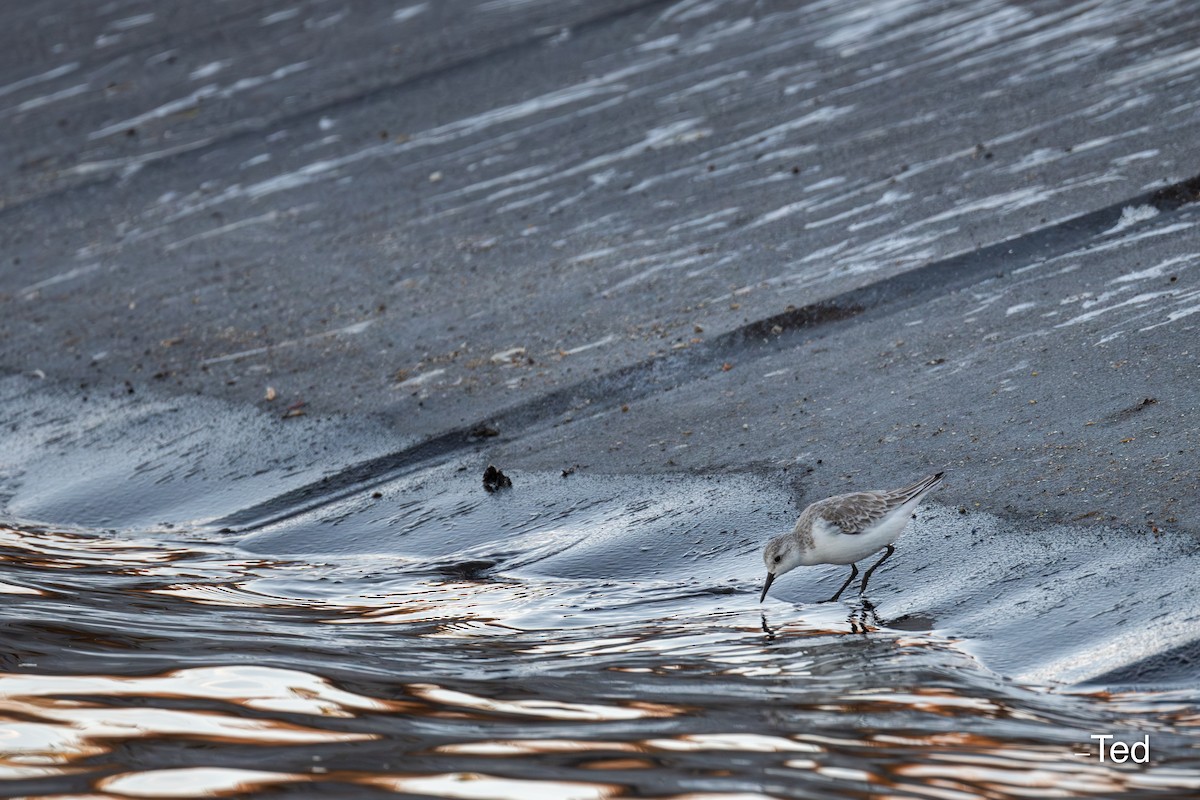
[814,493,891,534]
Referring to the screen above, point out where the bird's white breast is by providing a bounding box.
[803,504,916,565]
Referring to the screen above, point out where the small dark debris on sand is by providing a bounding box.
[437,559,497,579]
[281,400,307,419]
[470,423,500,438]
[1105,396,1159,423]
[483,464,512,493]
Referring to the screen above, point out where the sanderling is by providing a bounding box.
[760,472,944,603]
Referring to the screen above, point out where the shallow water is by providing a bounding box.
[2,465,1199,799]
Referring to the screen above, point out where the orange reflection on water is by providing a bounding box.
[861,727,1200,799]
[893,757,1200,798]
[0,578,43,595]
[520,637,640,656]
[1092,688,1200,728]
[0,526,292,589]
[579,758,656,770]
[0,665,402,716]
[97,767,306,798]
[0,526,190,570]
[839,687,1003,717]
[434,740,641,756]
[644,733,820,754]
[0,665,382,781]
[358,772,621,800]
[434,732,822,762]
[409,683,680,721]
[93,769,626,800]
[151,583,317,608]
[154,579,548,638]
[324,580,554,629]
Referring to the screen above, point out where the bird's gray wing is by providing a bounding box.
[813,492,892,534]
[811,473,944,534]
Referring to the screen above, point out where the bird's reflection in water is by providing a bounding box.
[759,600,880,641]
[761,612,776,642]
[848,599,879,634]
[762,598,935,641]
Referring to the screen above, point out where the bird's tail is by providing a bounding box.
[894,471,945,504]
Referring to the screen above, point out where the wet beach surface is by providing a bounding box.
[2,460,1200,799]
[3,0,1200,798]
[2,392,1199,798]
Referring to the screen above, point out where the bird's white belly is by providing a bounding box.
[806,505,915,565]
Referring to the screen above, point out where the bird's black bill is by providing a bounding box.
[760,572,775,603]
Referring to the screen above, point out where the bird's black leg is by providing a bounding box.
[859,544,895,595]
[828,563,858,602]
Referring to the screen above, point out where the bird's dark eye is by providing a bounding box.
[774,555,782,563]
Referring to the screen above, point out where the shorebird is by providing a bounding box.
[760,472,944,603]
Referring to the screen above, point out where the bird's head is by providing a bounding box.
[760,533,805,602]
